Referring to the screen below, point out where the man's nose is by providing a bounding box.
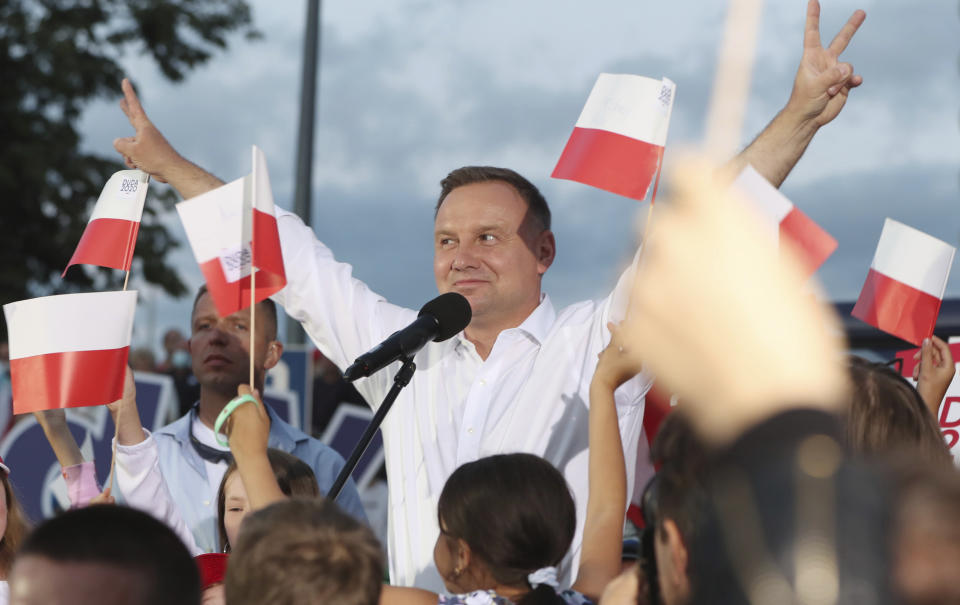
[452,243,480,271]
[208,325,230,345]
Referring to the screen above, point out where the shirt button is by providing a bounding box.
[479,379,486,386]
[468,428,474,434]
[203,500,210,506]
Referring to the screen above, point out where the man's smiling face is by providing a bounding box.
[433,180,554,331]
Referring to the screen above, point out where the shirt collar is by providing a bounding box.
[454,293,556,348]
[160,401,304,452]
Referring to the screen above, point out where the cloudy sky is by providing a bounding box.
[76,0,959,354]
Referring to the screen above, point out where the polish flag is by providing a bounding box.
[176,146,286,317]
[733,165,837,276]
[552,73,675,201]
[852,219,955,346]
[63,170,148,276]
[3,291,137,414]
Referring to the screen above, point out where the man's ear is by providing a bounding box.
[536,230,556,275]
[264,341,283,370]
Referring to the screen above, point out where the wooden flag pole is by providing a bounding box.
[112,171,151,491]
[249,148,257,389]
[250,262,256,389]
[703,0,765,159]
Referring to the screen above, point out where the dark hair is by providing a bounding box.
[0,473,30,576]
[225,498,383,605]
[649,412,709,543]
[846,356,952,467]
[437,453,575,605]
[192,284,278,341]
[436,166,552,232]
[16,505,200,605]
[216,448,320,552]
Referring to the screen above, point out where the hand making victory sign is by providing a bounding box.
[789,0,866,128]
[732,0,866,187]
[113,77,224,198]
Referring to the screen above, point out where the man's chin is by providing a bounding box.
[197,373,244,396]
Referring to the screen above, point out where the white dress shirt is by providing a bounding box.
[273,209,652,591]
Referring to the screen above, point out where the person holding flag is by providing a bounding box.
[110,287,366,554]
[113,1,866,590]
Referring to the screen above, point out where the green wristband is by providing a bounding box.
[214,394,260,447]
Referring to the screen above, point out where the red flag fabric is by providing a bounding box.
[852,219,955,346]
[195,553,229,589]
[176,146,286,317]
[3,291,137,414]
[733,165,837,276]
[552,74,675,201]
[63,170,148,275]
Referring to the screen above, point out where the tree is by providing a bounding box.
[0,0,259,340]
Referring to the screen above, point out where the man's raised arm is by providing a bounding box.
[729,0,866,187]
[113,78,224,199]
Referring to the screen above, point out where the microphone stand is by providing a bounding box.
[328,355,416,501]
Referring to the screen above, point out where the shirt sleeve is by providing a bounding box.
[271,209,418,405]
[595,246,653,404]
[115,430,203,556]
[61,461,101,509]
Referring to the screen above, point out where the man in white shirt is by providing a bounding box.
[112,3,865,587]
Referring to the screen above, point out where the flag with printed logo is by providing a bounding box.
[176,146,286,317]
[63,170,148,275]
[3,291,137,414]
[852,219,955,346]
[552,74,675,201]
[733,164,837,276]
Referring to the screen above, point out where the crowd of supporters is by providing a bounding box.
[1,1,958,604]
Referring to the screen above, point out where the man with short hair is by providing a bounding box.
[112,286,366,553]
[9,505,201,605]
[113,2,865,587]
[226,498,385,605]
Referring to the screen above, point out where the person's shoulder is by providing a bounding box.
[269,412,346,465]
[154,411,191,440]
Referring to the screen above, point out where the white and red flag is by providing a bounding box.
[176,146,286,317]
[552,73,675,201]
[733,164,837,276]
[3,291,137,414]
[63,170,148,276]
[852,219,955,346]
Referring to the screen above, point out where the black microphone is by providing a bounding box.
[343,292,471,382]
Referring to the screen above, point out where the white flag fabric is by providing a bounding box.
[3,291,137,414]
[852,218,955,345]
[63,170,149,275]
[176,146,286,317]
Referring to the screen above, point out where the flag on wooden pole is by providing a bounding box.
[552,74,675,201]
[176,146,286,317]
[852,219,954,346]
[63,170,148,275]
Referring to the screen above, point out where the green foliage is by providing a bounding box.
[0,0,258,340]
